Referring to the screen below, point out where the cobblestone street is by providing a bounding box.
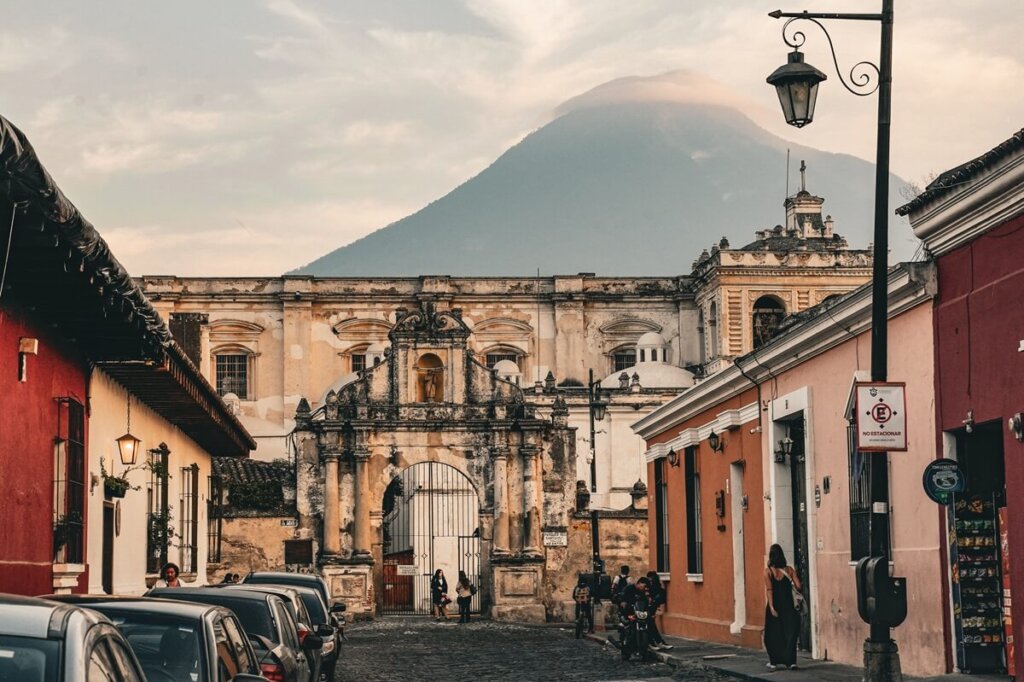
[335,618,731,682]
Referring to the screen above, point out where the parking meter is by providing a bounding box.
[855,556,908,628]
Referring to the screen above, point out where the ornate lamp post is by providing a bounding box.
[767,3,903,680]
[587,369,610,580]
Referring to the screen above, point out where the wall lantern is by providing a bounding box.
[116,395,141,466]
[708,430,725,453]
[667,448,680,468]
[766,49,827,128]
[590,382,609,422]
[774,437,794,464]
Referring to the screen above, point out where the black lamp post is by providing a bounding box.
[588,369,610,584]
[767,3,901,679]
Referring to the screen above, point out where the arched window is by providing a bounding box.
[697,309,707,364]
[213,346,254,400]
[752,296,787,349]
[483,346,524,370]
[709,302,719,358]
[611,347,636,373]
[416,353,444,403]
[347,344,370,373]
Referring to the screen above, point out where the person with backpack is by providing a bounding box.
[645,571,673,650]
[572,575,594,636]
[455,570,476,623]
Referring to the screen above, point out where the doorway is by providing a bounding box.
[787,419,812,651]
[949,422,1009,674]
[380,462,481,615]
[102,501,115,594]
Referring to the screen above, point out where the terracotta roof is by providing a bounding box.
[896,128,1024,216]
[213,457,291,486]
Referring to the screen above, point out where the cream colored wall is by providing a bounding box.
[765,303,943,676]
[87,370,214,594]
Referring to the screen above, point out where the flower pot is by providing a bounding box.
[104,481,128,499]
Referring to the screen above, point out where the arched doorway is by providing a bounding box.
[752,295,786,349]
[381,462,481,615]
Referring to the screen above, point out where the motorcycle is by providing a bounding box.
[617,594,654,661]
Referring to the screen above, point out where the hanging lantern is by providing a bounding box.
[116,395,140,465]
[767,49,827,128]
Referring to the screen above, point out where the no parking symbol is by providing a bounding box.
[855,382,908,452]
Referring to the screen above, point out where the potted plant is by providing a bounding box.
[100,459,143,499]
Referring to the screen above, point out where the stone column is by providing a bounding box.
[322,452,341,556]
[352,448,372,558]
[522,444,542,556]
[492,447,511,555]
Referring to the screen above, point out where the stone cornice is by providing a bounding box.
[632,262,935,440]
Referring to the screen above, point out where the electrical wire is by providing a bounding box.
[0,204,17,303]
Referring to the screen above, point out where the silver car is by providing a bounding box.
[0,593,145,681]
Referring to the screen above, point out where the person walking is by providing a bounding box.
[431,569,450,622]
[572,575,594,635]
[763,544,801,670]
[155,562,182,588]
[645,571,673,650]
[455,570,475,623]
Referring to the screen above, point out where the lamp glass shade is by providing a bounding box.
[708,430,721,452]
[667,448,679,467]
[780,437,795,456]
[592,401,608,422]
[766,50,826,128]
[116,432,141,465]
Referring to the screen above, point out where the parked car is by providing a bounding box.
[228,584,339,682]
[0,593,146,681]
[242,573,334,613]
[148,587,319,682]
[45,595,265,682]
[220,585,323,682]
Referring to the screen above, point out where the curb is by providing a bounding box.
[583,632,767,682]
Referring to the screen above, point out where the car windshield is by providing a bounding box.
[0,636,59,682]
[297,592,326,624]
[102,612,204,682]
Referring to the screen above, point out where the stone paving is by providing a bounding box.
[335,617,730,682]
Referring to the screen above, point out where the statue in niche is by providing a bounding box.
[421,368,443,402]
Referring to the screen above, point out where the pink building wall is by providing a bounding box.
[765,302,946,675]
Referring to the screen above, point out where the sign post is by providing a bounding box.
[855,382,908,452]
[921,459,965,505]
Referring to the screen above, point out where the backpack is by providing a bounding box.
[611,575,629,601]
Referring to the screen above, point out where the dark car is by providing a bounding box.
[0,593,146,681]
[219,585,322,682]
[229,584,339,682]
[242,573,334,612]
[45,595,265,682]
[147,587,318,682]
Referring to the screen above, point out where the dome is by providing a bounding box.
[493,359,521,376]
[601,363,695,389]
[319,372,359,405]
[637,331,666,348]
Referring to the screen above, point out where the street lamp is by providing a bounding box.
[767,3,902,679]
[116,394,141,466]
[588,370,608,493]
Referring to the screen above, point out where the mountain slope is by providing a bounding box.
[291,94,914,277]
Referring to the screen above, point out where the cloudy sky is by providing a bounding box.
[4,1,1022,276]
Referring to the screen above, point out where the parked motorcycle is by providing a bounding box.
[617,593,654,661]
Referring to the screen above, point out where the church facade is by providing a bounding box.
[139,176,874,619]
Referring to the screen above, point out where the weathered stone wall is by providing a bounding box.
[211,515,298,582]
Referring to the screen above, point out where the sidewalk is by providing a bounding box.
[584,630,1010,682]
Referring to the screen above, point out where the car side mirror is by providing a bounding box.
[329,602,346,613]
[316,623,334,637]
[302,634,324,651]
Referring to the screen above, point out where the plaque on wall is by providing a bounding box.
[283,539,313,565]
[543,531,568,547]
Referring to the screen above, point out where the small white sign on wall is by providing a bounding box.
[396,564,418,576]
[855,382,908,452]
[543,531,568,547]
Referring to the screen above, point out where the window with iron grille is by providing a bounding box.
[654,458,670,572]
[848,423,890,561]
[146,446,170,574]
[684,446,703,574]
[53,398,85,564]
[215,354,250,400]
[485,352,521,369]
[180,464,199,573]
[351,353,367,373]
[613,350,636,373]
[207,475,223,563]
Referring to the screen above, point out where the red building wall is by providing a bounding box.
[0,302,90,595]
[645,387,765,648]
[933,211,1024,674]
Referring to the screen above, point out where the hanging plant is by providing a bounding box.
[100,459,145,499]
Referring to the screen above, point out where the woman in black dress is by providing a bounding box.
[431,569,449,621]
[763,544,801,670]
